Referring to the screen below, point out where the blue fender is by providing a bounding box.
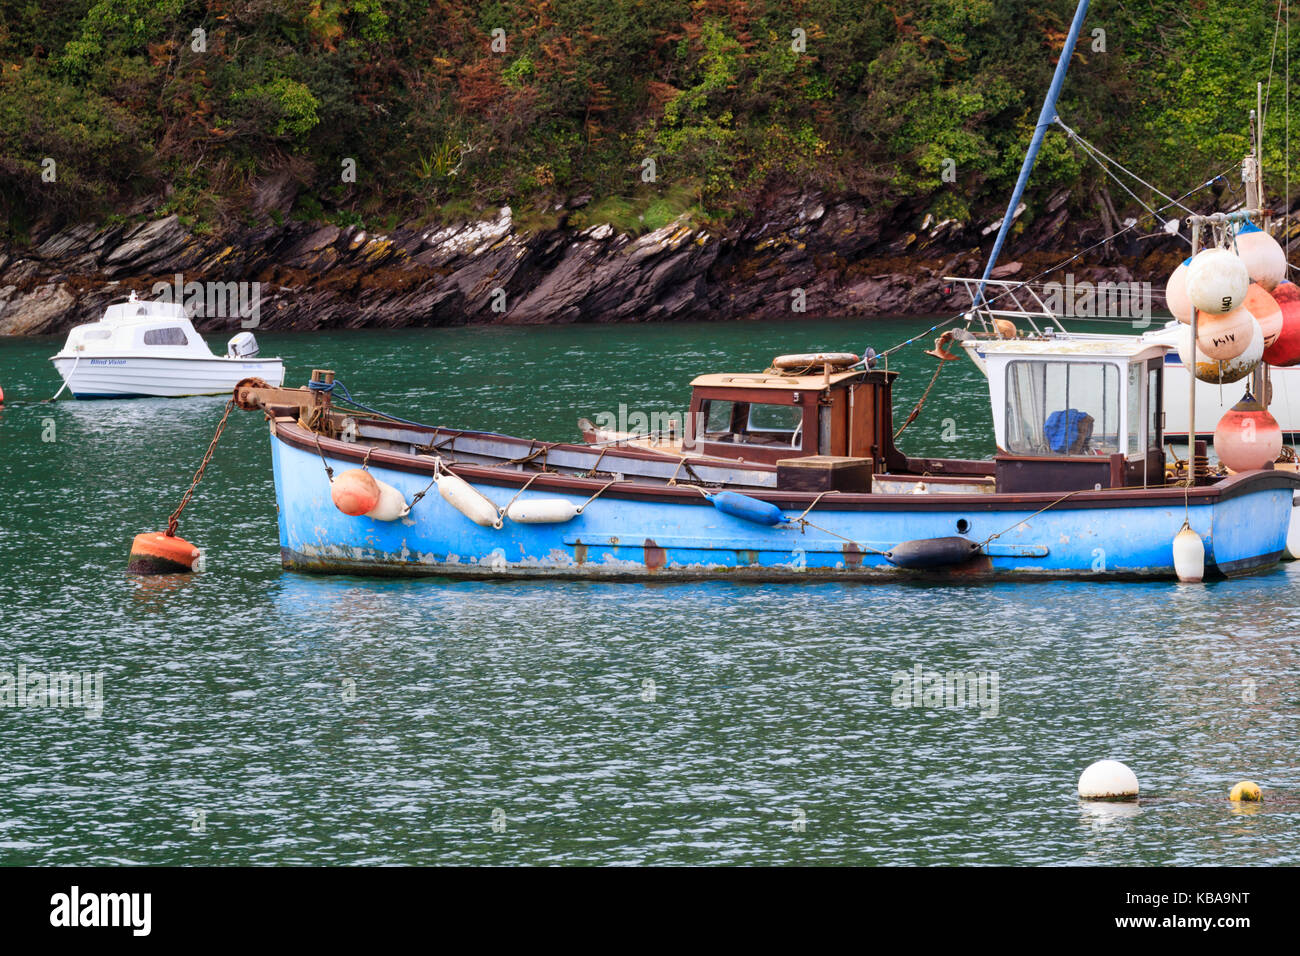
[708,491,786,526]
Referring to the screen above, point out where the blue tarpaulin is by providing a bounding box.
[1044,409,1089,453]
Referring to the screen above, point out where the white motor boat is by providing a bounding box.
[49,292,285,399]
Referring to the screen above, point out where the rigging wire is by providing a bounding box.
[869,163,1236,360]
[1054,118,1195,219]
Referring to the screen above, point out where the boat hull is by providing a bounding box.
[268,425,1298,582]
[50,355,285,398]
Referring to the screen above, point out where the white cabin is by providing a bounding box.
[62,297,212,358]
[969,337,1170,491]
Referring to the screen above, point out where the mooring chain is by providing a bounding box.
[166,399,236,537]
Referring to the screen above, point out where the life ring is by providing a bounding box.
[771,352,859,370]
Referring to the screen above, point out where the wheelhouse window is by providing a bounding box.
[143,326,188,346]
[746,402,802,435]
[1005,360,1120,456]
[699,398,803,447]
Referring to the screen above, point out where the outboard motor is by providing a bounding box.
[227,331,260,358]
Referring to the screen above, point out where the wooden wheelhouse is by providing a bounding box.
[683,367,901,467]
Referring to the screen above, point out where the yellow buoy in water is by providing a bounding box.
[1229,780,1262,802]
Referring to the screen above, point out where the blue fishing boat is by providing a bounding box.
[230,346,1299,582]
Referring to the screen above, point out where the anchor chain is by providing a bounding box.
[166,399,235,537]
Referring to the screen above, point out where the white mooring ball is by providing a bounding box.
[1186,248,1250,314]
[1078,759,1140,800]
[1166,257,1194,323]
[1235,221,1287,291]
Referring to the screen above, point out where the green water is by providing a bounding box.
[1,317,1298,865]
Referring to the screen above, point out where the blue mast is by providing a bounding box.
[975,0,1092,311]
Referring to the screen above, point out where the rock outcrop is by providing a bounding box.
[0,187,1210,337]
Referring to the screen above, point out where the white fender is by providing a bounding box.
[365,478,410,521]
[506,498,580,523]
[436,471,502,528]
[1172,524,1205,583]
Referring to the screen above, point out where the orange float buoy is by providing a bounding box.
[994,318,1017,340]
[1196,305,1254,360]
[1242,284,1283,349]
[331,468,381,516]
[1214,393,1283,473]
[1263,280,1300,366]
[128,531,203,575]
[0,384,5,405]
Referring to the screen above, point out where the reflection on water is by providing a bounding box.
[0,320,1297,865]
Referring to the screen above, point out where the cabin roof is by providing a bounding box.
[972,338,1169,361]
[690,369,886,390]
[100,300,189,325]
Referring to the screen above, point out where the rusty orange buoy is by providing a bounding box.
[331,468,381,516]
[128,531,203,575]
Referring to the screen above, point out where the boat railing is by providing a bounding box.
[942,276,1070,337]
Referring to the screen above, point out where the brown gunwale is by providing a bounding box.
[272,416,1300,512]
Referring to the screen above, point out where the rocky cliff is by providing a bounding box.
[0,187,1212,337]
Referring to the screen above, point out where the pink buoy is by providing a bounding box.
[331,468,381,516]
[1214,393,1283,473]
[1242,284,1283,349]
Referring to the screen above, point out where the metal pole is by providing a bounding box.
[1254,85,1270,407]
[1189,220,1201,458]
[1258,81,1266,212]
[974,0,1092,311]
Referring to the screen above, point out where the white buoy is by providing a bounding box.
[1176,318,1262,384]
[1235,221,1287,291]
[1078,759,1140,800]
[1286,495,1300,560]
[1186,248,1250,314]
[436,471,502,528]
[1172,522,1205,583]
[364,478,410,521]
[1166,258,1193,322]
[505,498,580,523]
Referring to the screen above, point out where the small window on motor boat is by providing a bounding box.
[1005,360,1120,456]
[143,326,189,346]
